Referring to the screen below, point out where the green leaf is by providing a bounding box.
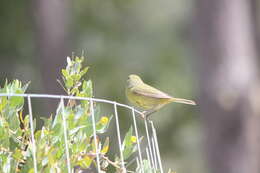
[2,154,12,173]
[123,126,133,148]
[21,81,30,92]
[8,111,20,132]
[67,56,72,66]
[69,125,86,136]
[79,80,93,98]
[52,102,63,128]
[78,155,93,169]
[80,67,89,77]
[136,160,154,173]
[12,149,23,161]
[65,77,74,89]
[0,96,7,112]
[9,137,19,151]
[40,116,52,129]
[9,95,24,109]
[96,115,113,134]
[28,168,35,173]
[101,137,109,154]
[71,87,79,95]
[42,157,48,167]
[61,69,69,78]
[122,126,136,160]
[85,80,93,97]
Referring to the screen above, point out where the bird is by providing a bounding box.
[125,74,196,118]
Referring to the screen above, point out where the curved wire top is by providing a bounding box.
[0,93,143,115]
[0,93,163,173]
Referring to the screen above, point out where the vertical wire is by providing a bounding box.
[150,121,163,173]
[144,119,155,169]
[27,96,38,173]
[136,157,140,172]
[19,94,164,173]
[131,108,144,173]
[152,138,158,170]
[146,147,151,169]
[114,102,126,171]
[136,157,140,167]
[60,97,71,173]
[90,99,101,172]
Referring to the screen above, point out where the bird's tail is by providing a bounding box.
[170,97,196,105]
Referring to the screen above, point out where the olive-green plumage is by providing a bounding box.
[126,74,196,117]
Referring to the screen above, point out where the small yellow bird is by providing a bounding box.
[126,74,196,118]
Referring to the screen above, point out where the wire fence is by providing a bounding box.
[0,93,164,173]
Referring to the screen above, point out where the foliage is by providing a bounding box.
[0,0,201,172]
[0,55,148,173]
[0,80,30,173]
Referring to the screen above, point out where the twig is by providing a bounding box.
[102,156,121,169]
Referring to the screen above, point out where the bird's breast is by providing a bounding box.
[126,88,171,110]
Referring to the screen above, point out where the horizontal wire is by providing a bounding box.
[0,93,143,115]
[0,93,164,172]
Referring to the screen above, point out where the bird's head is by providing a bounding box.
[127,74,143,88]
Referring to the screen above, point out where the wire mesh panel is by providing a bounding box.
[0,93,163,173]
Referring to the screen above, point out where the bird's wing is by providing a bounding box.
[131,84,172,99]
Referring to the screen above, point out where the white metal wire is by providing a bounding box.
[152,138,158,170]
[131,108,144,173]
[0,93,164,173]
[60,97,72,173]
[114,102,126,171]
[144,119,155,170]
[146,147,151,169]
[136,157,140,170]
[90,99,101,172]
[151,121,164,173]
[27,96,38,173]
[0,93,143,114]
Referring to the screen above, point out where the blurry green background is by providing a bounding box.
[0,0,202,172]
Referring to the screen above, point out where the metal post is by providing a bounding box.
[114,102,126,172]
[27,96,38,173]
[90,99,101,172]
[144,119,155,170]
[60,97,72,173]
[131,108,144,173]
[150,121,163,173]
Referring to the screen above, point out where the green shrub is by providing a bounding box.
[0,55,158,173]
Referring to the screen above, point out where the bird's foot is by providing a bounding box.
[141,111,147,119]
[141,111,153,121]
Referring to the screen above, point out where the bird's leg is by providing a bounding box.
[142,109,157,119]
[143,110,156,117]
[143,104,165,119]
[140,111,146,119]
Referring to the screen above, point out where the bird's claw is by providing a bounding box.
[141,111,147,119]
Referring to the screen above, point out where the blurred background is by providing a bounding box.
[1,0,260,173]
